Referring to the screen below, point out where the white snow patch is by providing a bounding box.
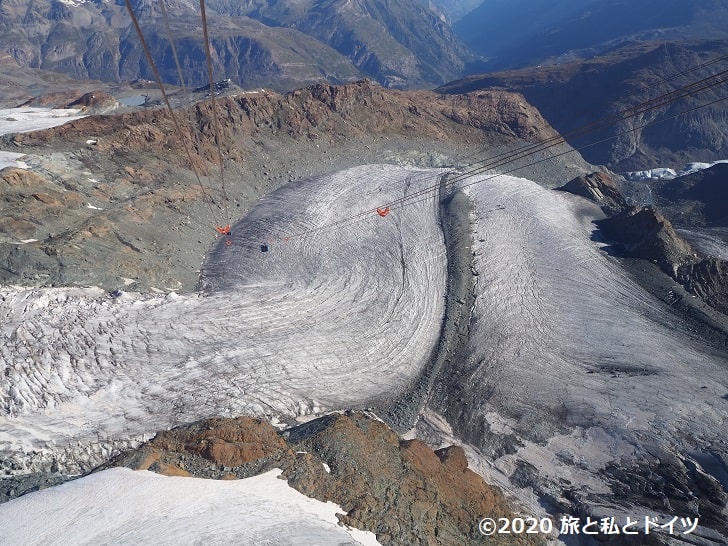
[0,107,86,136]
[0,467,381,546]
[624,167,677,181]
[624,159,728,180]
[0,151,29,170]
[86,203,102,210]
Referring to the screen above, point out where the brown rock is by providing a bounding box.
[557,171,629,215]
[151,461,192,478]
[202,439,266,468]
[434,445,469,472]
[66,91,117,111]
[103,412,543,546]
[286,412,542,545]
[149,416,290,467]
[598,206,695,276]
[0,218,37,238]
[1,168,46,189]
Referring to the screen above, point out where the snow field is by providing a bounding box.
[0,107,86,136]
[0,467,381,546]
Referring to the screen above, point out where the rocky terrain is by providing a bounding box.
[600,201,728,320]
[648,162,728,228]
[425,171,728,545]
[634,163,728,317]
[560,170,728,327]
[439,40,728,171]
[2,76,728,546]
[98,411,541,546]
[0,79,575,292]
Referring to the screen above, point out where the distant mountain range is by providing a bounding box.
[439,39,728,171]
[0,0,477,90]
[455,0,728,71]
[4,0,728,94]
[2,0,728,171]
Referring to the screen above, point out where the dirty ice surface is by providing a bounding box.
[0,164,447,474]
[0,467,381,546]
[432,174,728,535]
[2,164,727,544]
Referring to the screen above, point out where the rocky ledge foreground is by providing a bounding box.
[98,411,541,546]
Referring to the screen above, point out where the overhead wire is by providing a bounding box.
[278,64,728,242]
[565,48,728,124]
[394,93,728,214]
[199,0,232,227]
[434,68,728,196]
[378,67,728,209]
[157,0,226,238]
[122,5,728,250]
[620,51,728,102]
[123,0,220,230]
[159,0,190,104]
[449,49,728,173]
[298,91,728,243]
[317,63,728,233]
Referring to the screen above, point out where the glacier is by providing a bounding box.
[1,163,727,544]
[429,176,728,521]
[1,164,447,474]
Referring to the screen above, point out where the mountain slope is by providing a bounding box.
[650,162,728,228]
[0,163,448,476]
[0,0,476,89]
[427,173,728,542]
[455,0,728,70]
[3,168,727,544]
[0,413,542,546]
[0,80,565,291]
[438,40,728,171]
